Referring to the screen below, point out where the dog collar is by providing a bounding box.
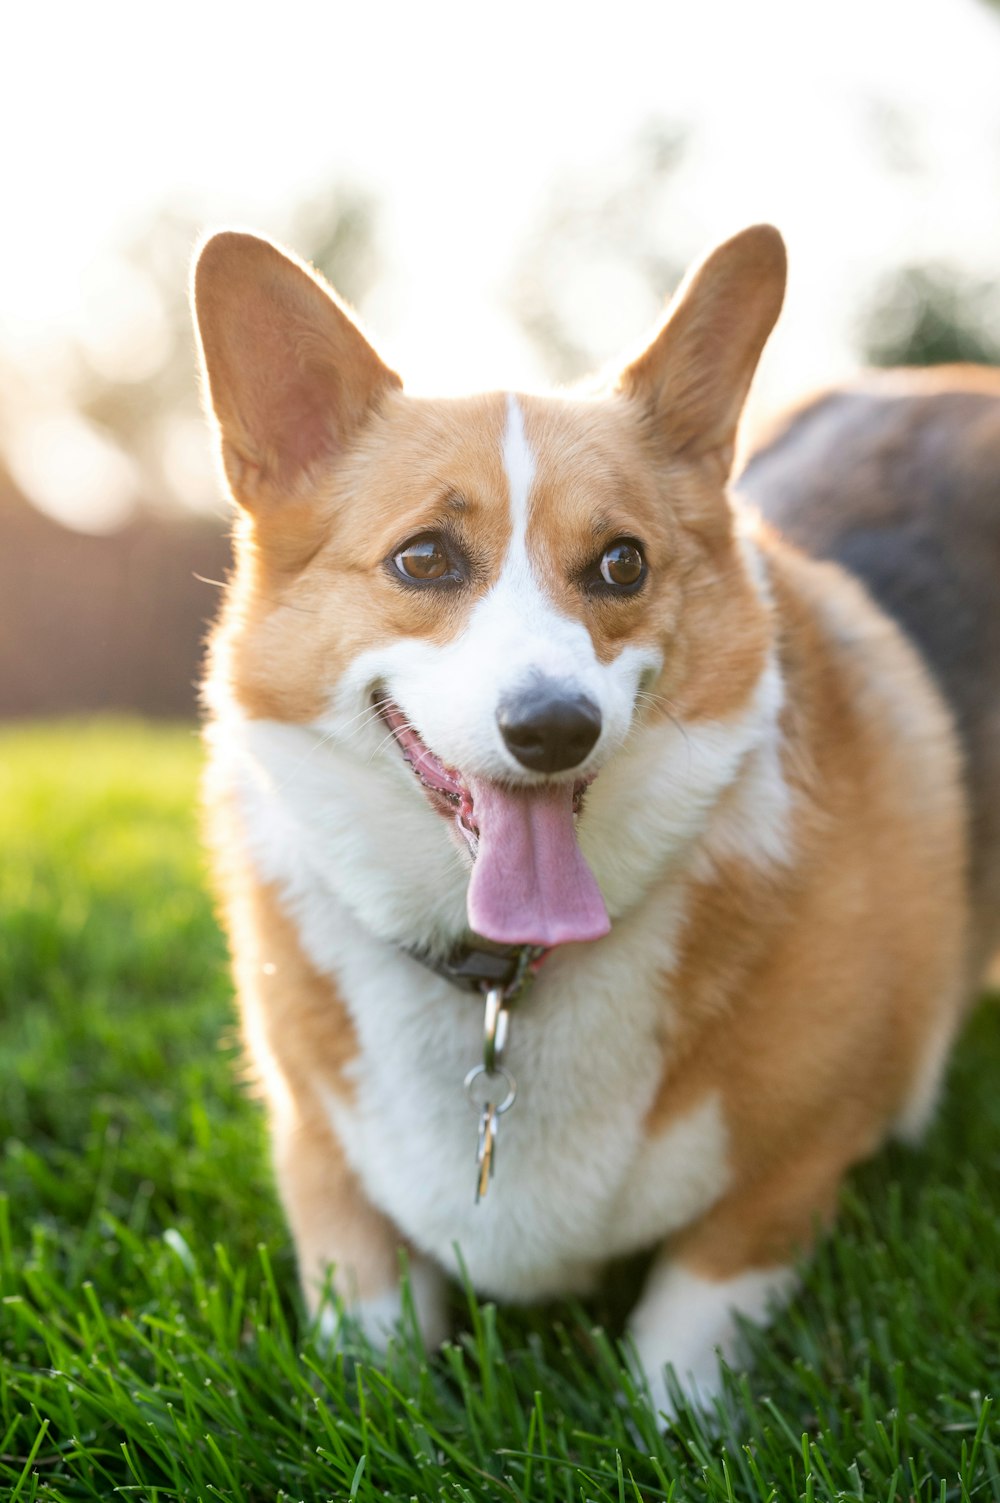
[403,935,546,995]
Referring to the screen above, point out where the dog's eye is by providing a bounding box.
[598,540,645,590]
[392,534,461,585]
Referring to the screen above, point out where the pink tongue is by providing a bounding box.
[465,779,610,947]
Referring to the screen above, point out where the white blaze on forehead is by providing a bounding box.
[485,394,606,690]
[501,393,536,579]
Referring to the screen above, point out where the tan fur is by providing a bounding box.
[195,225,979,1358]
[740,363,1000,978]
[645,539,965,1277]
[206,392,515,721]
[204,775,399,1305]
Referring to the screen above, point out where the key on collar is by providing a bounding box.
[463,1016,517,1202]
[475,1104,498,1202]
[462,950,544,1204]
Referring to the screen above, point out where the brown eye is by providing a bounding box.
[389,532,468,588]
[599,540,645,590]
[394,537,450,582]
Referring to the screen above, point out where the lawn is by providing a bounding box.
[1,719,998,1502]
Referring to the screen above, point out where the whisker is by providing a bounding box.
[635,688,681,712]
[273,726,342,793]
[272,699,402,794]
[631,689,691,753]
[338,702,388,740]
[195,569,321,618]
[620,713,694,778]
[368,722,413,765]
[270,597,319,617]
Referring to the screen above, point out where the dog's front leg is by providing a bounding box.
[626,1154,842,1418]
[272,1099,449,1354]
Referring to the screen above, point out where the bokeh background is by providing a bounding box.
[3,0,1000,721]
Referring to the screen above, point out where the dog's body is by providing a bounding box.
[193,228,998,1414]
[739,364,1000,980]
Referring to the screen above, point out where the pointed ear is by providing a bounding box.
[192,231,401,512]
[618,224,786,472]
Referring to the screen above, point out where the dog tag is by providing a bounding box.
[475,1104,499,1202]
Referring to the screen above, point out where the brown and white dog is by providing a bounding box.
[192,225,998,1415]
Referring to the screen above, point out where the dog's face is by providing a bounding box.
[194,227,786,947]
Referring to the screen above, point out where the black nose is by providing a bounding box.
[497,682,602,773]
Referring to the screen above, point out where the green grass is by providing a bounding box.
[1,719,998,1502]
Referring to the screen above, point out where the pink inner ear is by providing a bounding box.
[266,370,338,483]
[239,300,340,484]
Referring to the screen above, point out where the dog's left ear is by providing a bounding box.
[619,224,786,474]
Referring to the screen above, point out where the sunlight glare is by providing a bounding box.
[5,413,139,534]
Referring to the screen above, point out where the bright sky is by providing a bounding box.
[3,0,1000,527]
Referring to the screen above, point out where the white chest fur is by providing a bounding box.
[225,731,734,1298]
[316,898,729,1300]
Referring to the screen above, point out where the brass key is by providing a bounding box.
[465,1035,517,1204]
[475,1103,499,1202]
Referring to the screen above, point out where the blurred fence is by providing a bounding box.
[0,479,230,720]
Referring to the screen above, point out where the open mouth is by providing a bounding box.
[374,694,610,949]
[376,695,477,834]
[375,696,589,840]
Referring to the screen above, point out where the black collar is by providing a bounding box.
[403,935,542,994]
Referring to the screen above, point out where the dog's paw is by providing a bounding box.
[316,1258,449,1357]
[625,1259,797,1427]
[627,1348,725,1428]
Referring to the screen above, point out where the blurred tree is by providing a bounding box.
[507,123,688,384]
[860,263,1000,368]
[65,188,382,516]
[0,190,384,718]
[510,102,1000,386]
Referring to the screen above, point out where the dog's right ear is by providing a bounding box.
[192,231,401,514]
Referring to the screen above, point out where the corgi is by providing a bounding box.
[192,224,996,1417]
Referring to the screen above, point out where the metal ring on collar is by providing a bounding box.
[482,986,510,1073]
[464,1063,517,1115]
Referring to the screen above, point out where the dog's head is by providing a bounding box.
[194,226,785,950]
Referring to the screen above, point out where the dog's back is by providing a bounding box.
[738,366,1000,975]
